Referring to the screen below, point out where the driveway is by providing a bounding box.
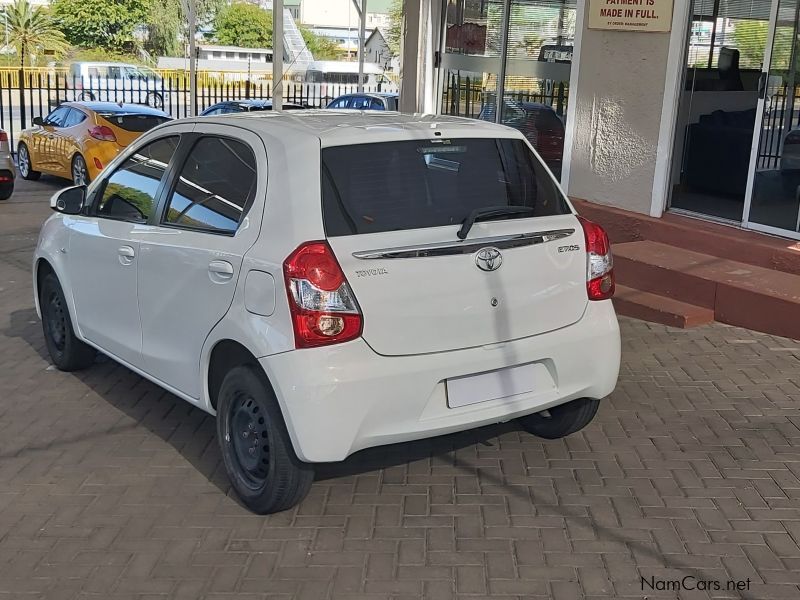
[1,177,800,599]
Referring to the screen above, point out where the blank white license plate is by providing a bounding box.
[446,363,537,409]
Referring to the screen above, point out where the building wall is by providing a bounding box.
[300,0,389,29]
[564,14,673,215]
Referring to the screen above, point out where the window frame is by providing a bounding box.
[89,134,183,225]
[63,108,87,128]
[44,106,71,128]
[155,133,259,237]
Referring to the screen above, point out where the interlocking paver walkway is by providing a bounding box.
[1,178,799,599]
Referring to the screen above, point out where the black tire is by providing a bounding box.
[17,143,41,181]
[71,154,90,186]
[0,182,12,200]
[146,92,164,109]
[517,397,600,440]
[216,365,314,514]
[40,272,96,371]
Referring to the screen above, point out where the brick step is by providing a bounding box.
[613,285,715,328]
[613,240,800,340]
[572,199,800,276]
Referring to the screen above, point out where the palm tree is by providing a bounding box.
[5,0,67,67]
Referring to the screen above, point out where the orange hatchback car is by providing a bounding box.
[17,101,171,185]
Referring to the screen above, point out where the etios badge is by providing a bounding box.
[475,247,502,272]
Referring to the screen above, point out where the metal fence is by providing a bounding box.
[440,73,568,120]
[0,70,380,152]
[757,85,800,170]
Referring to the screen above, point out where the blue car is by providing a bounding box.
[326,93,399,111]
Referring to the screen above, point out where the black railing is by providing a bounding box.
[757,85,800,170]
[0,74,371,153]
[440,73,569,120]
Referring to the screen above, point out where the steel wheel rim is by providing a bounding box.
[229,393,270,488]
[46,291,66,352]
[72,157,88,186]
[18,146,28,177]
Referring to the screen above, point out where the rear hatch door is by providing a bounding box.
[322,135,588,357]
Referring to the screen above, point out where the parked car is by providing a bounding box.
[17,102,172,186]
[0,129,15,200]
[326,92,399,111]
[34,111,620,514]
[479,99,566,177]
[66,62,165,109]
[200,99,307,116]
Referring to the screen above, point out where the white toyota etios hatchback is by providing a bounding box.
[34,111,621,513]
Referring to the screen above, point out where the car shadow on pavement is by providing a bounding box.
[4,307,233,495]
[3,308,757,595]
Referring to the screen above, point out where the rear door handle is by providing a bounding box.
[118,245,135,265]
[209,260,234,282]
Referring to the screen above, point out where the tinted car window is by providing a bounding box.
[369,98,385,110]
[350,96,371,109]
[63,109,87,128]
[329,97,350,109]
[44,107,71,127]
[97,111,170,132]
[162,136,257,234]
[322,138,569,236]
[96,136,179,222]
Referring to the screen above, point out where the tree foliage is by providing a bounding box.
[387,0,402,56]
[214,2,272,48]
[5,0,68,67]
[299,26,343,61]
[732,20,768,69]
[51,0,149,52]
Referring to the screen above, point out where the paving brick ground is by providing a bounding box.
[1,177,800,600]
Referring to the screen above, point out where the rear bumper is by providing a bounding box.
[261,300,620,463]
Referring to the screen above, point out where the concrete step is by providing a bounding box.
[613,240,800,340]
[613,285,715,328]
[573,199,800,276]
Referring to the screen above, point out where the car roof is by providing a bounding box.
[334,92,398,100]
[72,62,136,68]
[203,100,305,113]
[177,110,522,147]
[64,101,169,117]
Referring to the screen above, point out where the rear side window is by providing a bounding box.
[162,136,257,234]
[322,138,569,236]
[96,136,179,222]
[63,109,87,128]
[98,112,170,132]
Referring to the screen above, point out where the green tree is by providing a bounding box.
[146,0,183,57]
[299,26,342,60]
[145,0,226,57]
[387,0,402,56]
[5,0,68,67]
[51,0,149,52]
[732,20,768,69]
[214,2,272,48]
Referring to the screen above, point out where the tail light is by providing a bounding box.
[578,216,615,301]
[88,125,116,142]
[283,241,362,348]
[0,131,8,142]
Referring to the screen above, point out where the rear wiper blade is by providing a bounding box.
[457,206,535,240]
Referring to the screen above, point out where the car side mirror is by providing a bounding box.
[32,116,44,126]
[50,185,86,215]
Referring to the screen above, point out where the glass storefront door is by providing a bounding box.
[744,0,800,239]
[438,0,576,181]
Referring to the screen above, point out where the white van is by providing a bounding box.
[67,62,165,109]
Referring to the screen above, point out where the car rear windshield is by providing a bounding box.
[98,112,169,132]
[321,137,569,236]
